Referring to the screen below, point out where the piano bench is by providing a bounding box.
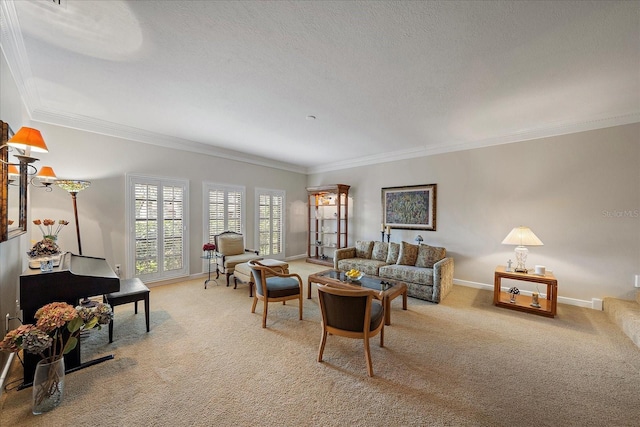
[103,278,150,343]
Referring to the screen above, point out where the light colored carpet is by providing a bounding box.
[1,260,639,426]
[604,294,640,348]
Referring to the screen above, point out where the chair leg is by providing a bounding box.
[298,294,303,320]
[262,299,268,328]
[251,295,258,313]
[317,329,327,362]
[226,273,231,287]
[364,338,374,377]
[380,324,384,347]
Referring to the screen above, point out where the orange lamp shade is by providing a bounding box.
[7,164,20,177]
[37,166,57,180]
[7,127,49,153]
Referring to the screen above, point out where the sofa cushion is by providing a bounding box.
[397,241,419,266]
[371,241,388,261]
[337,259,387,276]
[415,244,446,268]
[355,240,374,259]
[379,264,435,286]
[224,253,263,270]
[386,242,400,264]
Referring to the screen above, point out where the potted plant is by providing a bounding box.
[0,302,113,414]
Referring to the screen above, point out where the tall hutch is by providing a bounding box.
[306,184,350,266]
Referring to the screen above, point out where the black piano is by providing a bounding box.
[19,253,120,386]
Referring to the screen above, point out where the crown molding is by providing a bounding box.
[30,108,308,174]
[0,0,40,114]
[308,111,640,174]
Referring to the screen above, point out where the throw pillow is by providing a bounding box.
[371,241,388,261]
[218,234,245,256]
[397,241,419,266]
[415,244,446,268]
[355,241,374,259]
[386,242,400,264]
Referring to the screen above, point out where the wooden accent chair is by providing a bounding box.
[248,260,304,328]
[316,284,385,377]
[213,231,261,286]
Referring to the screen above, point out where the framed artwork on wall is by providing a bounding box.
[381,184,437,231]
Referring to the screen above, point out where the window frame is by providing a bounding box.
[202,182,246,268]
[126,174,190,282]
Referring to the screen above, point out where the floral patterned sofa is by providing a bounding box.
[334,240,454,303]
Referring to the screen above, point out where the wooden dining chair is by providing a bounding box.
[316,284,384,377]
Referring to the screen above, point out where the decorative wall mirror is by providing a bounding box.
[1,120,27,242]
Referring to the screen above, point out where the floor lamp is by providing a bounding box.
[55,179,91,255]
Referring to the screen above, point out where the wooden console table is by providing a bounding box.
[493,266,557,318]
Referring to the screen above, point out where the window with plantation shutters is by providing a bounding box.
[127,175,189,281]
[203,183,245,245]
[255,188,285,259]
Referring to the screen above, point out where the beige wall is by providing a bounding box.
[0,54,30,371]
[309,123,640,305]
[27,123,309,279]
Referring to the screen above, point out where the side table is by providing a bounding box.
[493,266,558,318]
[201,251,218,288]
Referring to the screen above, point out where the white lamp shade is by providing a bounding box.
[502,226,543,246]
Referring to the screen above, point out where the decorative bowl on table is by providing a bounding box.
[345,269,364,282]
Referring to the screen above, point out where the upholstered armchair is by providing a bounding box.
[213,231,262,286]
[248,260,304,328]
[316,283,385,377]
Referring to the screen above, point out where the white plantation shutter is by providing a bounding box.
[203,183,245,244]
[162,185,184,272]
[256,189,285,259]
[134,183,158,275]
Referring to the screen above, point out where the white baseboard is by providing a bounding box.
[285,254,308,261]
[453,278,599,310]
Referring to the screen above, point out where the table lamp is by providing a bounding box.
[501,226,543,273]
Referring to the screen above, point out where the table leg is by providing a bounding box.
[204,260,212,289]
[307,279,313,299]
[384,296,391,326]
[402,289,407,310]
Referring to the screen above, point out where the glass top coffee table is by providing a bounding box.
[308,269,407,326]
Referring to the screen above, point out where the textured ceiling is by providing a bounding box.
[1,0,639,173]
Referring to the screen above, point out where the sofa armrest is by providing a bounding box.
[333,247,356,269]
[433,257,454,303]
[245,249,259,255]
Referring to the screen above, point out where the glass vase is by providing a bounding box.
[32,358,65,415]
